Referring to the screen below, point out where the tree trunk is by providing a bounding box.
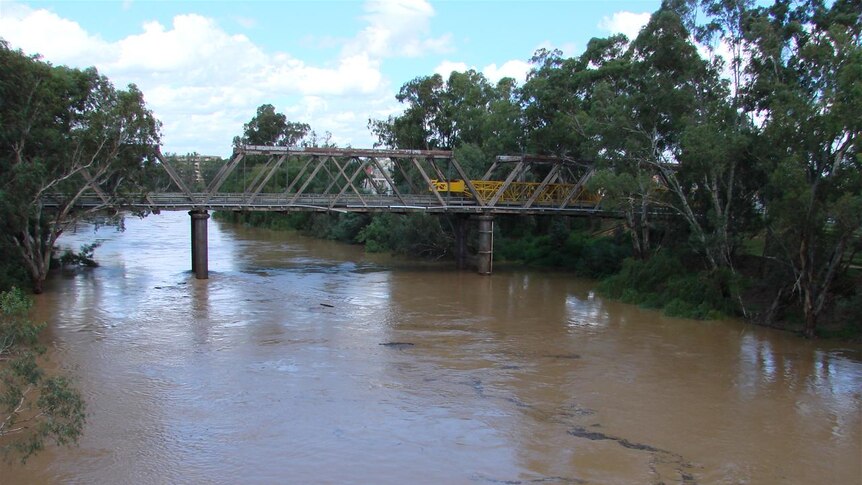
[762,286,786,327]
[32,276,44,295]
[625,210,644,260]
[802,289,817,339]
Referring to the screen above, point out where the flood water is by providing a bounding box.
[4,210,861,484]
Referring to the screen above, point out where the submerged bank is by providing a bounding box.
[215,210,862,340]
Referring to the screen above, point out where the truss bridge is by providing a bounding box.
[43,146,605,278]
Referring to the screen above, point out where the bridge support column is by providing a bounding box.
[189,210,209,279]
[454,215,469,270]
[476,215,494,276]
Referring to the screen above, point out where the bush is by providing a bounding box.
[355,214,391,253]
[357,213,449,257]
[0,288,86,463]
[598,253,741,320]
[56,242,101,268]
[495,226,630,277]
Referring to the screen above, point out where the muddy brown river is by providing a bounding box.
[3,211,861,484]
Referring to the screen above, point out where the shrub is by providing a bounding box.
[598,253,740,320]
[0,288,86,463]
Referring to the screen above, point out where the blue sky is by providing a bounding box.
[0,1,661,156]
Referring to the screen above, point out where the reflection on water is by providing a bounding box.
[4,211,861,484]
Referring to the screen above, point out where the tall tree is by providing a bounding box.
[369,69,522,184]
[370,70,520,152]
[233,103,310,147]
[0,42,162,293]
[745,0,861,336]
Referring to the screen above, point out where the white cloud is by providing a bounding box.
[598,11,651,40]
[0,2,420,155]
[482,60,530,84]
[345,0,452,58]
[434,60,470,77]
[434,59,530,85]
[0,3,115,65]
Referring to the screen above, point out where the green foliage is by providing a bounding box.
[741,0,862,336]
[217,210,451,259]
[0,239,29,293]
[598,254,741,319]
[818,292,862,340]
[356,213,449,257]
[56,242,101,268]
[0,288,85,463]
[355,214,392,253]
[233,104,310,148]
[496,226,630,278]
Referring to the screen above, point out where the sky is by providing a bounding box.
[0,0,662,156]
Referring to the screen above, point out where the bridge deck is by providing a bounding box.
[50,193,606,216]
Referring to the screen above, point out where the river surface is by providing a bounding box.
[4,211,861,484]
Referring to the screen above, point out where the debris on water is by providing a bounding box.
[567,426,674,455]
[545,353,581,360]
[379,342,414,347]
[320,303,334,308]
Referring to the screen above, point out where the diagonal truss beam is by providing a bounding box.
[323,156,368,203]
[449,155,486,207]
[322,156,353,195]
[369,157,407,205]
[245,154,287,205]
[524,163,563,209]
[482,160,499,181]
[205,152,244,203]
[559,167,596,209]
[486,159,525,207]
[394,157,420,193]
[285,155,314,194]
[412,157,448,207]
[156,149,195,202]
[289,155,328,205]
[329,159,369,208]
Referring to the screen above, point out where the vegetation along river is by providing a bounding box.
[6,211,861,484]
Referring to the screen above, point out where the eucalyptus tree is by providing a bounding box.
[232,103,310,148]
[742,0,861,336]
[0,41,162,293]
[369,69,522,182]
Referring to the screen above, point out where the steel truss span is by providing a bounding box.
[42,145,605,216]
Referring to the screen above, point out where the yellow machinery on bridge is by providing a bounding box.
[431,179,600,206]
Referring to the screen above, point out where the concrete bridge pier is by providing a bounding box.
[476,215,494,276]
[189,210,209,279]
[453,215,469,270]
